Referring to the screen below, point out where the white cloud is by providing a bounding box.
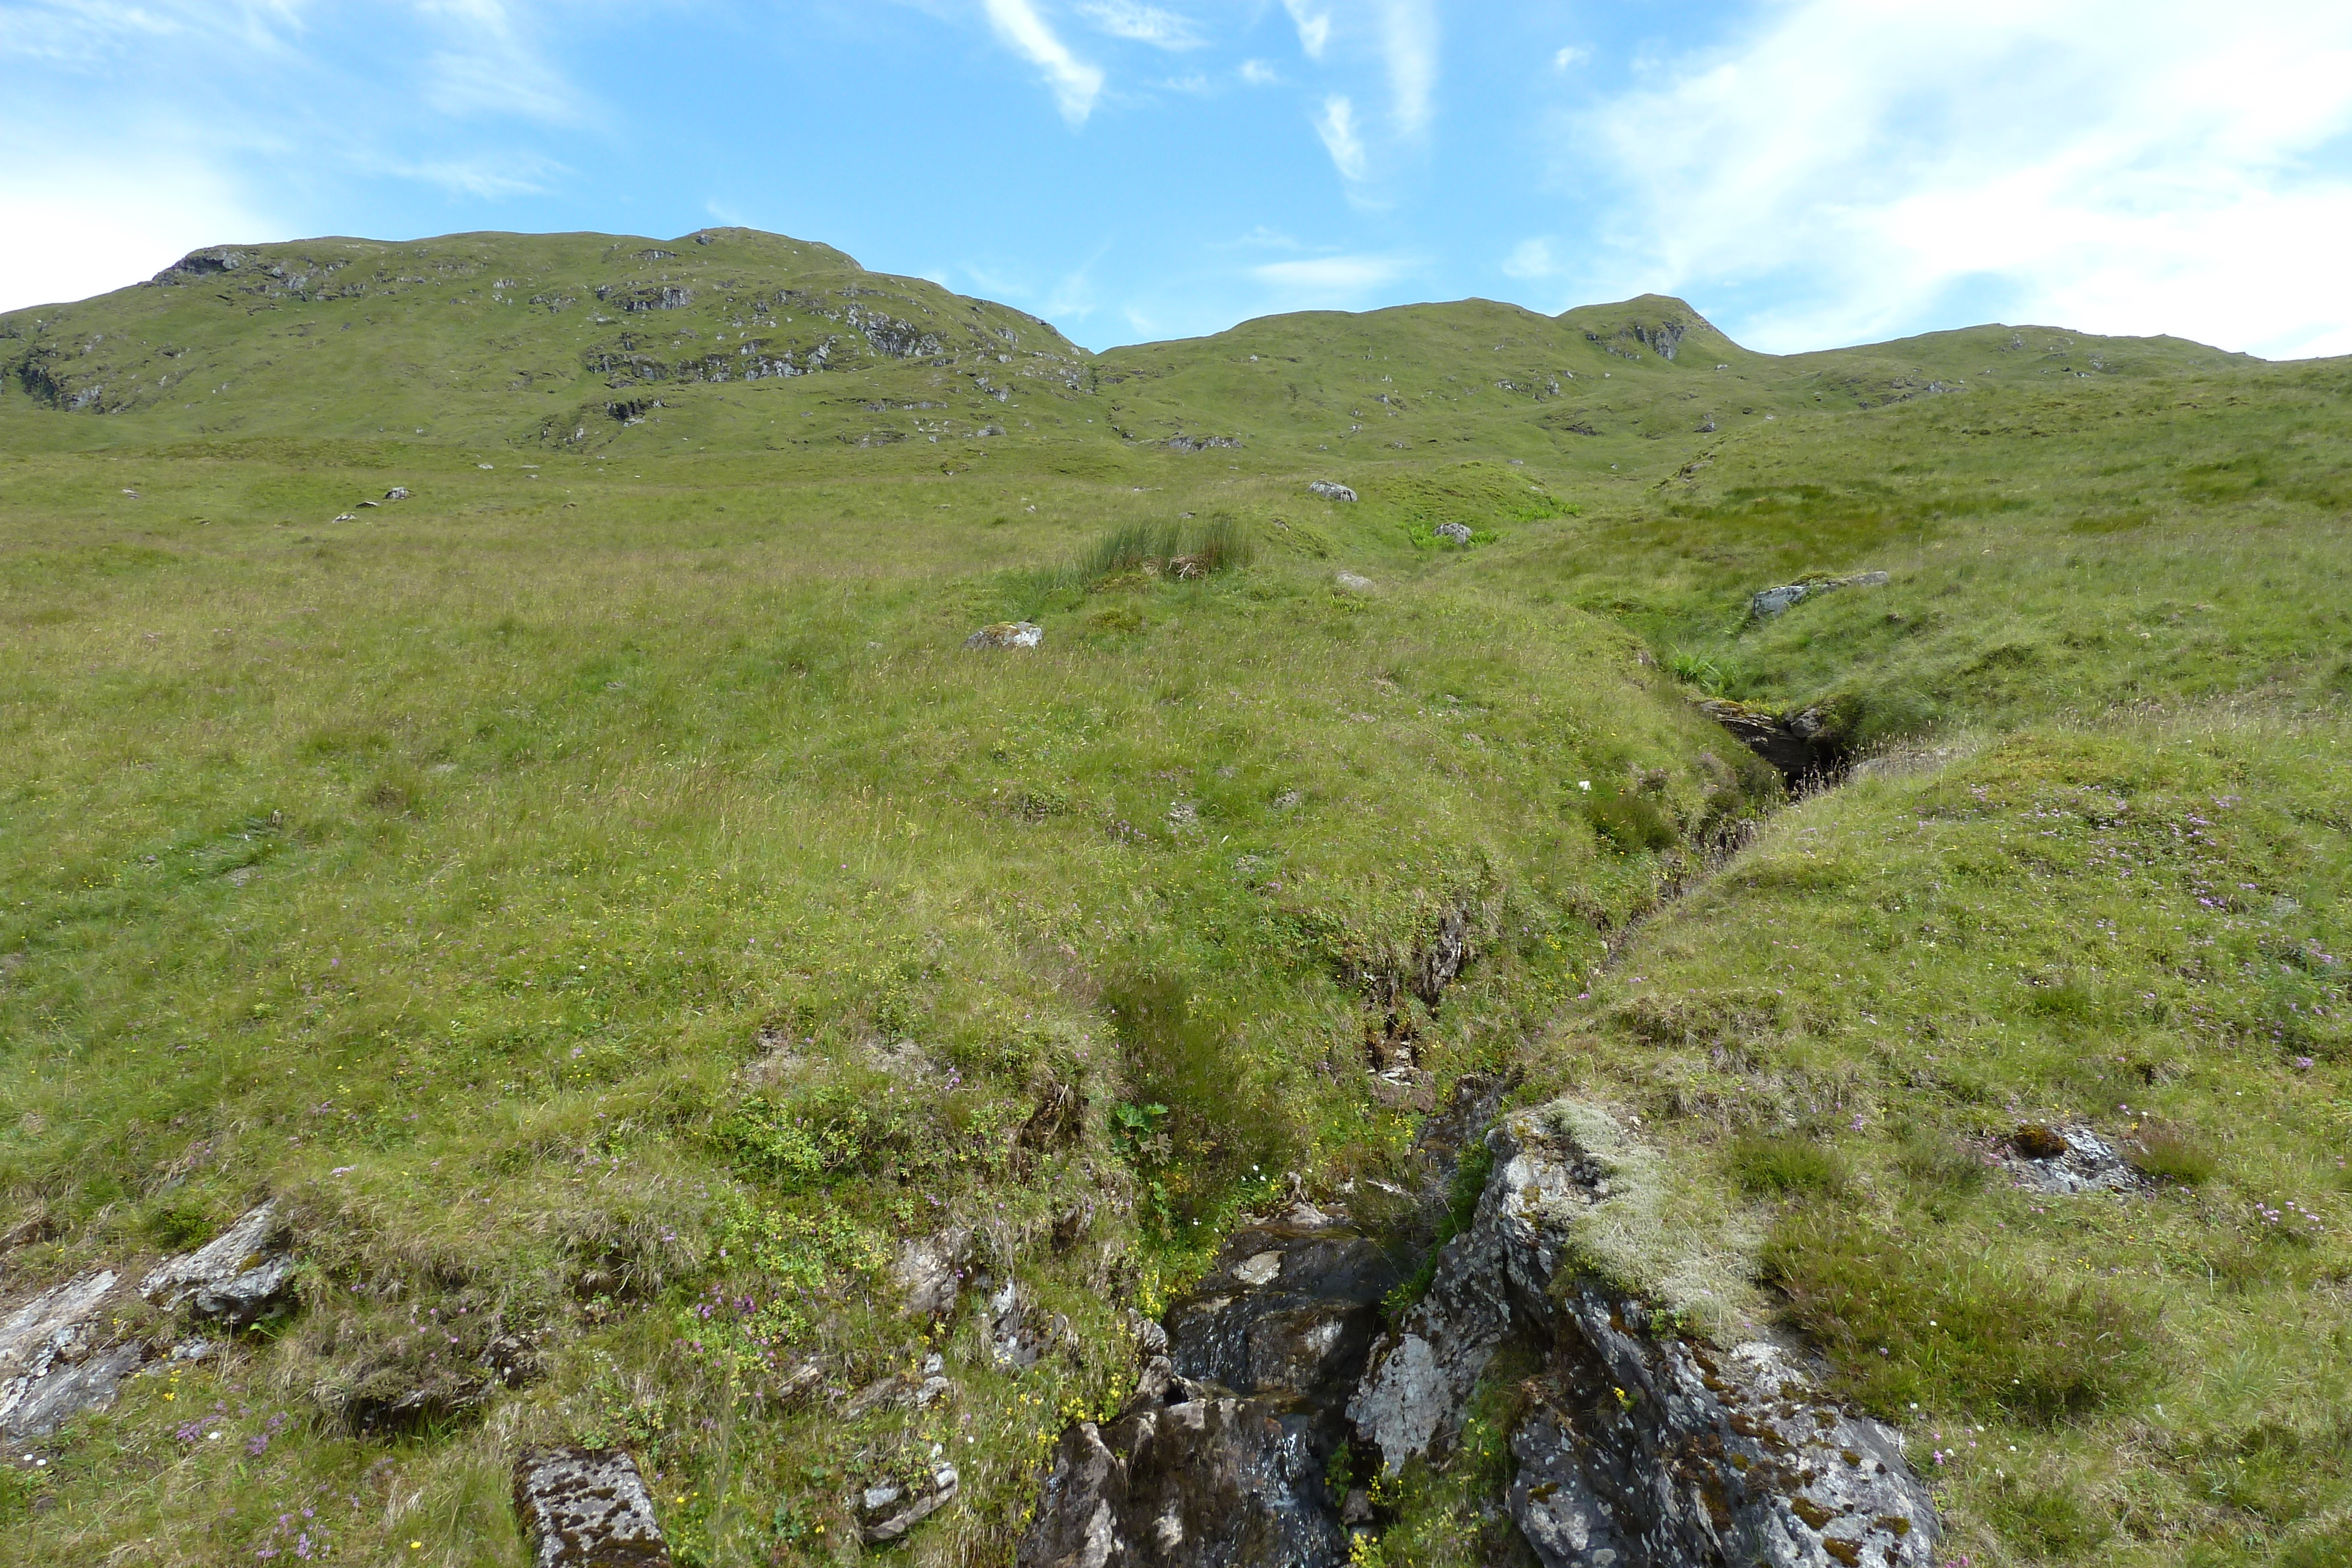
[981,0,1105,123]
[1563,0,2352,359]
[382,150,567,197]
[1313,93,1366,181]
[1552,44,1588,71]
[1238,57,1278,85]
[1253,252,1409,296]
[1077,1,1201,49]
[1377,0,1435,134]
[1281,0,1329,60]
[1501,238,1556,279]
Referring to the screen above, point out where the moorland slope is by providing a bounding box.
[0,229,2344,1568]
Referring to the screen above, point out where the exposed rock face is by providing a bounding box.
[984,1277,1071,1373]
[965,621,1044,650]
[0,1271,148,1439]
[141,1201,297,1327]
[1351,1101,1941,1568]
[1748,571,1890,620]
[1309,481,1358,503]
[1017,1202,1401,1568]
[513,1446,671,1566]
[893,1228,973,1318]
[1697,699,1846,787]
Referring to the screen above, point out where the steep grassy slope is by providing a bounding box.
[0,228,2344,1567]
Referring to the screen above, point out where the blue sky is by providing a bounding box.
[4,1,2350,357]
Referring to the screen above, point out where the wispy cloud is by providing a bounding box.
[1563,0,2352,357]
[1552,44,1588,71]
[1253,253,1406,292]
[1377,0,1436,134]
[1313,93,1365,181]
[982,0,1105,122]
[1077,0,1201,49]
[1238,57,1278,85]
[1281,0,1329,59]
[1501,238,1555,279]
[383,149,567,198]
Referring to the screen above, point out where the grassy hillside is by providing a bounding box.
[0,228,2345,1567]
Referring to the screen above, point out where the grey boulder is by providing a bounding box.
[965,621,1044,650]
[141,1201,297,1327]
[1308,481,1357,503]
[512,1446,671,1566]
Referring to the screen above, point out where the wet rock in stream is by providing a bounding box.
[1018,1200,1402,1567]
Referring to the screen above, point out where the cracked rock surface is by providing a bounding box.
[513,1445,671,1566]
[0,1269,148,1439]
[1355,1099,1940,1568]
[140,1201,298,1327]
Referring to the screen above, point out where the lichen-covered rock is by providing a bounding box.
[892,1228,972,1317]
[512,1446,671,1566]
[2003,1123,2139,1194]
[140,1202,296,1327]
[0,1270,148,1439]
[965,621,1043,650]
[1748,571,1889,620]
[1332,571,1375,594]
[984,1278,1070,1373]
[1309,480,1357,503]
[1434,521,1473,544]
[1351,1098,1940,1568]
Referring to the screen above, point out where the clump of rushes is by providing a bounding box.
[1729,1133,1847,1197]
[2123,1118,2217,1185]
[1763,1209,2161,1422]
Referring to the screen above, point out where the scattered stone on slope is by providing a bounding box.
[0,1270,149,1440]
[893,1229,973,1318]
[384,487,411,500]
[1309,480,1358,503]
[1748,571,1890,620]
[2003,1123,2140,1194]
[965,621,1044,650]
[512,1445,671,1566]
[1349,1099,1941,1568]
[1332,571,1375,594]
[140,1201,296,1328]
[983,1277,1071,1373]
[857,1454,961,1544]
[1433,521,1473,545]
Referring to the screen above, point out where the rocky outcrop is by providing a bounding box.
[1309,481,1357,503]
[965,621,1044,651]
[858,1456,961,1544]
[1748,572,1889,620]
[513,1446,671,1566]
[141,1201,297,1327]
[1697,699,1846,787]
[1433,521,1473,545]
[1351,1101,1940,1568]
[0,1271,148,1439]
[893,1228,974,1317]
[1017,1202,1402,1568]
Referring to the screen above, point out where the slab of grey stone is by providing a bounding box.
[1308,480,1357,503]
[964,621,1043,650]
[140,1201,296,1326]
[512,1446,671,1566]
[0,1270,147,1439]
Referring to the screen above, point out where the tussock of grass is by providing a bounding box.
[1764,1208,2161,1422]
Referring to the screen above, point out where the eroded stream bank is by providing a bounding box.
[1016,717,1939,1568]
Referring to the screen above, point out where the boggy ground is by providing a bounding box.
[0,232,2345,1565]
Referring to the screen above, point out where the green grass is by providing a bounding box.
[0,226,2346,1566]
